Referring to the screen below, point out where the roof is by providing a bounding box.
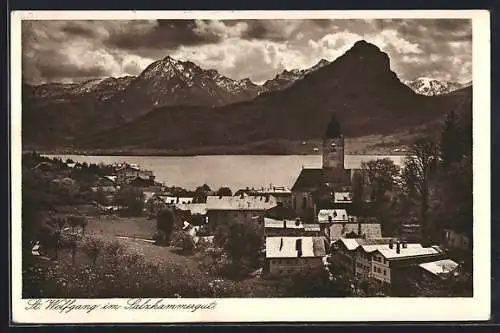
[265,205,298,220]
[206,195,277,211]
[376,244,440,260]
[317,209,349,223]
[338,238,359,251]
[264,217,304,229]
[329,223,382,240]
[266,237,326,258]
[291,167,351,192]
[291,168,323,192]
[175,203,207,215]
[303,224,321,232]
[419,259,460,276]
[116,165,140,171]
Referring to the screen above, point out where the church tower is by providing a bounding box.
[322,115,344,170]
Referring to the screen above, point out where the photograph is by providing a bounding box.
[10,10,490,323]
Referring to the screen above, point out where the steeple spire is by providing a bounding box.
[325,114,341,139]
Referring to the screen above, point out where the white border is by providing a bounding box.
[10,10,491,323]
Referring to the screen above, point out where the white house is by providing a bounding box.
[206,194,277,228]
[265,236,326,275]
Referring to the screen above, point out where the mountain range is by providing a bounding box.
[404,77,470,96]
[22,40,472,154]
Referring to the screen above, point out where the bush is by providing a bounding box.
[171,231,196,254]
[153,230,169,246]
[114,187,145,216]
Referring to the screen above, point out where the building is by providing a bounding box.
[331,238,446,291]
[291,117,354,220]
[328,223,382,242]
[91,176,118,193]
[264,217,321,237]
[264,236,326,275]
[316,209,382,241]
[115,164,155,185]
[251,186,293,208]
[162,196,194,205]
[205,194,277,229]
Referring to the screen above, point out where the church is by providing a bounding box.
[291,116,363,222]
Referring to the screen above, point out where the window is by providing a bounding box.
[383,270,387,276]
[302,197,307,209]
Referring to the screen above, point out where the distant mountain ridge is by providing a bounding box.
[22,40,472,153]
[404,77,471,96]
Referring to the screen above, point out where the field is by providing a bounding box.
[24,215,286,298]
[87,216,156,240]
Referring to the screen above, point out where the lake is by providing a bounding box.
[44,154,408,192]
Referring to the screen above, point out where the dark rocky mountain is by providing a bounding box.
[262,59,330,92]
[76,40,472,152]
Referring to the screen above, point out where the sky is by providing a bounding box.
[22,19,472,85]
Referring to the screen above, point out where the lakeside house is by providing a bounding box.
[205,193,277,229]
[264,236,326,275]
[115,164,155,185]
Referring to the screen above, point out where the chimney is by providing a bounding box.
[358,223,362,237]
[240,193,244,199]
[295,219,300,227]
[402,242,407,249]
[283,220,287,229]
[279,238,284,251]
[389,239,394,249]
[328,215,333,223]
[396,241,401,254]
[333,211,337,217]
[296,239,302,257]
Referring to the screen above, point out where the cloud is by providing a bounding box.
[22,18,472,85]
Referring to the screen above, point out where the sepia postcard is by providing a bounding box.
[10,10,491,323]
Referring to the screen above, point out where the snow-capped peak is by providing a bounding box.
[404,77,465,96]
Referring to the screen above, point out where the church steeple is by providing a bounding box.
[322,114,344,170]
[325,115,341,139]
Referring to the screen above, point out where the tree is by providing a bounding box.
[82,237,104,267]
[361,158,401,234]
[216,187,232,197]
[214,220,264,277]
[114,187,145,216]
[402,138,439,241]
[193,184,211,203]
[171,231,196,254]
[155,208,177,245]
[440,110,463,168]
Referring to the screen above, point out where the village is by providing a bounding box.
[22,114,473,298]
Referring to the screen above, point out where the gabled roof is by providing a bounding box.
[266,236,326,258]
[291,168,323,192]
[291,168,352,193]
[206,195,277,211]
[329,223,382,240]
